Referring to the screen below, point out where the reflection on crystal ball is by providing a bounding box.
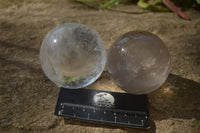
[40,23,106,89]
[107,31,170,94]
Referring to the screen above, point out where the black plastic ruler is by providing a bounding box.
[54,87,150,129]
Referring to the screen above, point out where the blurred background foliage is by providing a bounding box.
[76,0,200,11]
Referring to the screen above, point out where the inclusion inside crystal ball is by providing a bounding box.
[40,23,106,89]
[107,31,170,94]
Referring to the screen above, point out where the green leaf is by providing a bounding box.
[100,0,121,9]
[196,0,200,5]
[76,0,100,8]
[137,0,149,9]
[137,0,169,12]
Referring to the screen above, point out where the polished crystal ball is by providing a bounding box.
[40,23,106,89]
[107,31,170,94]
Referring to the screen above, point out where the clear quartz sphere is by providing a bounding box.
[107,31,170,94]
[40,23,106,89]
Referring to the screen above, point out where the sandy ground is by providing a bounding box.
[0,0,200,133]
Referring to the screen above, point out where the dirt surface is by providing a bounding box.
[0,0,200,133]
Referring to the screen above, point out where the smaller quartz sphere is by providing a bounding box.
[107,31,170,94]
[40,23,106,89]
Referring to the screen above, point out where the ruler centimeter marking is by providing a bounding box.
[61,102,147,115]
[58,102,147,127]
[54,87,150,129]
[61,113,144,127]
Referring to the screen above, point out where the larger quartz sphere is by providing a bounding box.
[40,23,106,89]
[107,31,170,94]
